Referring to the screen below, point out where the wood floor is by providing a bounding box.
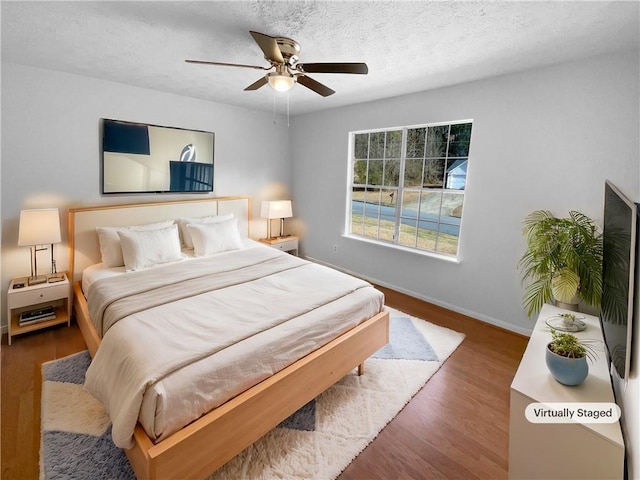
[1,285,527,480]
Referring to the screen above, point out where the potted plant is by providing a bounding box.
[545,329,596,386]
[518,210,603,317]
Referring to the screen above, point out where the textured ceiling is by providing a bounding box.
[2,1,639,115]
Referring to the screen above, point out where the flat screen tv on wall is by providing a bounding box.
[600,180,637,387]
[101,118,214,194]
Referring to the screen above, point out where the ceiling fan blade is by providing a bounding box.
[296,75,335,97]
[249,31,284,64]
[296,62,368,75]
[244,76,268,91]
[185,59,269,71]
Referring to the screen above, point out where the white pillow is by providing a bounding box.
[179,213,234,249]
[117,224,182,271]
[96,220,175,267]
[187,218,243,256]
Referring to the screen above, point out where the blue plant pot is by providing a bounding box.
[545,344,589,386]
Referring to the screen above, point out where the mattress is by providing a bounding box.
[83,241,384,448]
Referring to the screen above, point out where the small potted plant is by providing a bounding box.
[545,329,596,386]
[556,312,577,328]
[545,312,587,332]
[518,210,603,317]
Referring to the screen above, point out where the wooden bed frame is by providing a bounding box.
[68,196,389,480]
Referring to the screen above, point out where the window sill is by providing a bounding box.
[342,234,461,264]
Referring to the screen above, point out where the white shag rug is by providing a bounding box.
[41,307,465,480]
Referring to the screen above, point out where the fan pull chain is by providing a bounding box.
[271,91,291,127]
[273,90,276,125]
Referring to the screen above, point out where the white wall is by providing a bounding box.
[0,63,292,326]
[290,49,640,477]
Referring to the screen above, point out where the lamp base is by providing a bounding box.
[28,275,47,286]
[260,237,285,244]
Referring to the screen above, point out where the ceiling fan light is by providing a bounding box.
[267,73,295,92]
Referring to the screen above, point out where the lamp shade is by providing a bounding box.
[267,73,295,92]
[267,65,295,92]
[18,208,62,246]
[261,200,293,219]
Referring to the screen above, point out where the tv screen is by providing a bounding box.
[601,180,637,383]
[101,118,214,194]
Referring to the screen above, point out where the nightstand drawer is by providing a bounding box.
[258,236,299,256]
[272,239,297,252]
[9,283,68,309]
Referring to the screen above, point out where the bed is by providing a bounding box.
[68,196,389,480]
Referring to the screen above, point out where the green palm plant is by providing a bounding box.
[518,210,603,317]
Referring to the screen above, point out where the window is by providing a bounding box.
[348,121,472,258]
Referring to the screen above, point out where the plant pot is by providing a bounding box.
[554,299,579,312]
[545,344,588,386]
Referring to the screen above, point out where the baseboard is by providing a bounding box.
[305,255,531,337]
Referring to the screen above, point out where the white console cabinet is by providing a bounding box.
[509,304,624,479]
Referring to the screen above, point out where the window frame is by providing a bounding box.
[345,119,472,261]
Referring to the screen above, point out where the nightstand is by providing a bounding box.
[7,273,71,345]
[259,235,299,256]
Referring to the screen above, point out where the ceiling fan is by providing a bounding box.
[186,31,368,97]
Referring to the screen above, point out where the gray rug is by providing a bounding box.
[41,308,464,480]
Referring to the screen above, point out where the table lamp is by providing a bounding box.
[261,200,293,239]
[18,208,62,285]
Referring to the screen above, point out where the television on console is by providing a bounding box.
[101,118,214,194]
[600,180,637,386]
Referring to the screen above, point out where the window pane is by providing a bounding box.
[426,125,448,158]
[379,188,397,241]
[351,187,365,205]
[406,128,426,158]
[354,133,369,159]
[381,188,397,209]
[368,160,383,185]
[399,221,417,247]
[417,220,438,251]
[448,123,472,157]
[350,188,364,236]
[369,132,385,159]
[383,159,400,186]
[436,191,462,256]
[445,158,467,190]
[420,190,442,217]
[351,212,363,236]
[364,214,379,239]
[379,216,395,242]
[353,159,367,185]
[385,130,402,158]
[364,188,381,208]
[423,159,445,188]
[436,227,460,256]
[401,190,420,219]
[362,188,380,240]
[350,216,359,235]
[441,192,464,219]
[404,159,423,187]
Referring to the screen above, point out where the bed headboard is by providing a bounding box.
[68,196,251,284]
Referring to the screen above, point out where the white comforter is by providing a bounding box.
[84,244,383,449]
